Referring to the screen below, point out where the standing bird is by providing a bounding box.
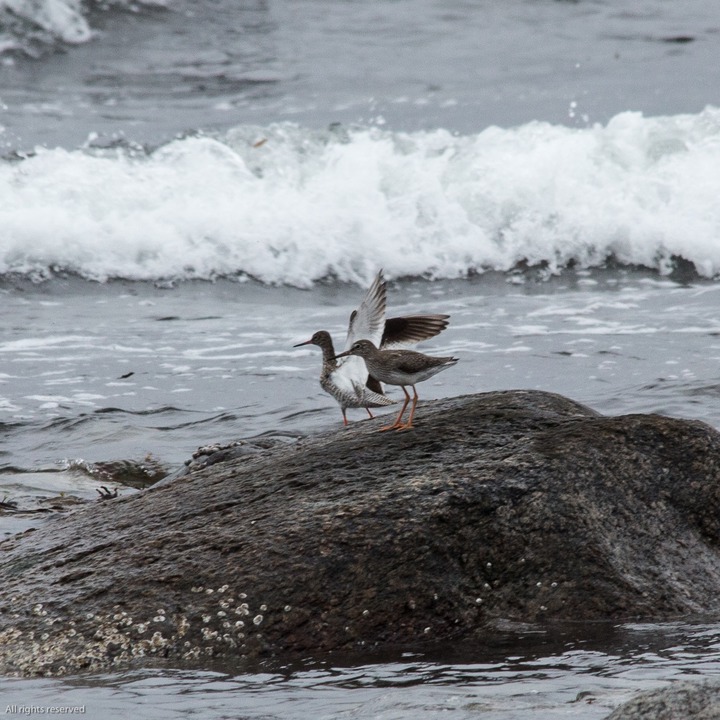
[293,271,450,426]
[333,339,458,431]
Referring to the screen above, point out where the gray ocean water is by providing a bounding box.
[1,0,719,150]
[2,0,720,717]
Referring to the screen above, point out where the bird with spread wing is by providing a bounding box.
[293,270,450,425]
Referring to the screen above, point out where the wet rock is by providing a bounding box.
[606,680,720,719]
[156,433,299,486]
[2,389,720,676]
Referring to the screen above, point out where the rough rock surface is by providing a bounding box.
[2,389,720,676]
[606,680,720,719]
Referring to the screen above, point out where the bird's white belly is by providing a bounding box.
[322,356,370,407]
[377,369,424,386]
[369,363,447,387]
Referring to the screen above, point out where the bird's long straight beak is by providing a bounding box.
[293,339,313,347]
[331,349,351,360]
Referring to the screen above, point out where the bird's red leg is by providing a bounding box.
[398,386,419,431]
[342,409,349,426]
[380,387,410,431]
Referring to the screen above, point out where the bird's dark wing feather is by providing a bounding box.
[381,314,449,348]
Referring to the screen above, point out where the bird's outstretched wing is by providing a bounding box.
[344,270,387,350]
[381,314,450,349]
[338,272,451,400]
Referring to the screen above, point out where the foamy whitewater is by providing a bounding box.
[0,0,166,53]
[2,109,720,285]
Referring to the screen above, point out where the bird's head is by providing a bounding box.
[293,330,332,349]
[333,339,377,360]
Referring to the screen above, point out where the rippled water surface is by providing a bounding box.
[2,271,719,461]
[3,622,720,719]
[1,0,718,149]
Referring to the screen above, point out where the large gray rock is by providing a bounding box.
[2,389,720,676]
[606,681,720,719]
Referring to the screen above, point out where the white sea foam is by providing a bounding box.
[2,109,720,286]
[0,0,168,53]
[0,335,96,352]
[0,0,91,46]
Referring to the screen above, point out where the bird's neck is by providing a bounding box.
[319,338,337,366]
[362,344,382,362]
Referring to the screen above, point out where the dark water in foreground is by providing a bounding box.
[3,622,720,719]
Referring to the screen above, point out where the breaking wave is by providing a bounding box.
[2,108,720,286]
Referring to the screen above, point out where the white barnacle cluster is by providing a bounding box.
[183,584,275,654]
[110,610,135,630]
[185,585,273,655]
[177,615,190,637]
[201,626,219,641]
[473,579,494,606]
[0,628,24,645]
[535,578,560,613]
[1,584,292,676]
[150,631,168,649]
[0,597,207,677]
[181,641,201,660]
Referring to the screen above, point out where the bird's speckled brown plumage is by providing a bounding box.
[334,338,458,431]
[294,271,452,426]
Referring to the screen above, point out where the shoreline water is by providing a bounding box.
[2,265,719,459]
